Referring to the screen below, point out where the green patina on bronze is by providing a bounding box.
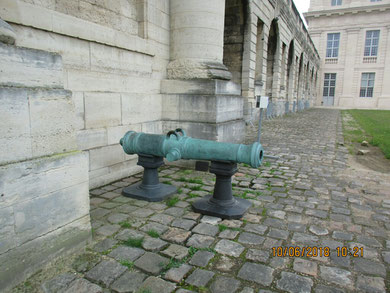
[120,129,264,168]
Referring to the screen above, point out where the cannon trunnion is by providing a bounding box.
[119,129,264,219]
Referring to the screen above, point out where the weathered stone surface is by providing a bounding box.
[246,249,269,263]
[139,276,176,293]
[41,273,77,293]
[189,250,214,267]
[96,224,120,236]
[140,222,169,235]
[63,278,102,293]
[200,215,222,225]
[238,232,265,245]
[165,264,192,283]
[219,229,239,239]
[161,228,191,244]
[185,269,215,287]
[150,214,174,225]
[237,262,274,286]
[142,237,168,251]
[353,258,386,277]
[161,244,189,260]
[215,255,235,272]
[110,271,147,293]
[115,228,145,241]
[85,260,127,287]
[186,234,214,248]
[192,223,219,236]
[293,259,317,276]
[134,252,169,275]
[215,239,245,257]
[210,276,240,293]
[356,275,386,293]
[309,225,329,236]
[314,284,345,293]
[276,272,313,293]
[171,218,197,230]
[319,266,353,289]
[108,246,145,262]
[243,223,267,235]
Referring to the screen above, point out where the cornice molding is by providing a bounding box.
[304,4,390,19]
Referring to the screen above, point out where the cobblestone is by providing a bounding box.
[23,109,390,293]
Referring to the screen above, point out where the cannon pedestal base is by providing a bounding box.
[192,161,251,219]
[122,154,177,202]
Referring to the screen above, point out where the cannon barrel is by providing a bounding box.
[120,129,264,168]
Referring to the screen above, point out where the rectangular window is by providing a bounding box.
[360,73,375,98]
[370,0,382,2]
[323,73,336,97]
[364,30,380,57]
[331,0,342,6]
[326,33,340,58]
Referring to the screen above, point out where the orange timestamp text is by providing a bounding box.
[272,246,364,258]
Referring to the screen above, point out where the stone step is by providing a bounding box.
[0,86,77,165]
[0,42,63,89]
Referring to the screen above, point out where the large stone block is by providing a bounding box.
[0,43,63,88]
[29,89,78,157]
[162,94,243,124]
[0,152,88,209]
[13,25,91,70]
[89,144,124,170]
[67,69,159,93]
[0,215,90,293]
[162,119,245,143]
[77,128,107,151]
[90,42,153,75]
[0,87,78,164]
[89,160,142,189]
[0,88,32,164]
[13,181,89,245]
[84,92,121,129]
[121,94,162,125]
[0,206,16,255]
[107,124,142,145]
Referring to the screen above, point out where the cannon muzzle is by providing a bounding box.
[120,129,263,168]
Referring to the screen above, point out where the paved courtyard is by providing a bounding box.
[27,109,390,293]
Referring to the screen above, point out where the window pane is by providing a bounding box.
[323,88,329,96]
[360,88,366,97]
[367,88,373,97]
[329,88,335,96]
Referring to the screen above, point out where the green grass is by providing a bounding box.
[218,224,228,232]
[261,207,267,217]
[189,185,202,191]
[120,260,134,269]
[187,192,198,198]
[343,110,390,159]
[177,188,183,194]
[147,229,159,238]
[119,221,131,228]
[124,237,144,248]
[166,195,179,207]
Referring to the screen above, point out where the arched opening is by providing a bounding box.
[266,19,278,98]
[223,0,247,85]
[286,40,294,101]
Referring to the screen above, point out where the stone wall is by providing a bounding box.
[0,21,90,292]
[0,0,170,188]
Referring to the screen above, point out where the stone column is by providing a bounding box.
[162,0,244,145]
[378,25,390,109]
[167,0,231,80]
[339,28,359,107]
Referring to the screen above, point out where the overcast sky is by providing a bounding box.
[293,0,311,13]
[293,0,311,27]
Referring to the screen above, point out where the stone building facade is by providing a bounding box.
[305,0,390,109]
[0,0,319,290]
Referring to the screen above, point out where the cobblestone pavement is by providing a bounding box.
[33,109,390,292]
